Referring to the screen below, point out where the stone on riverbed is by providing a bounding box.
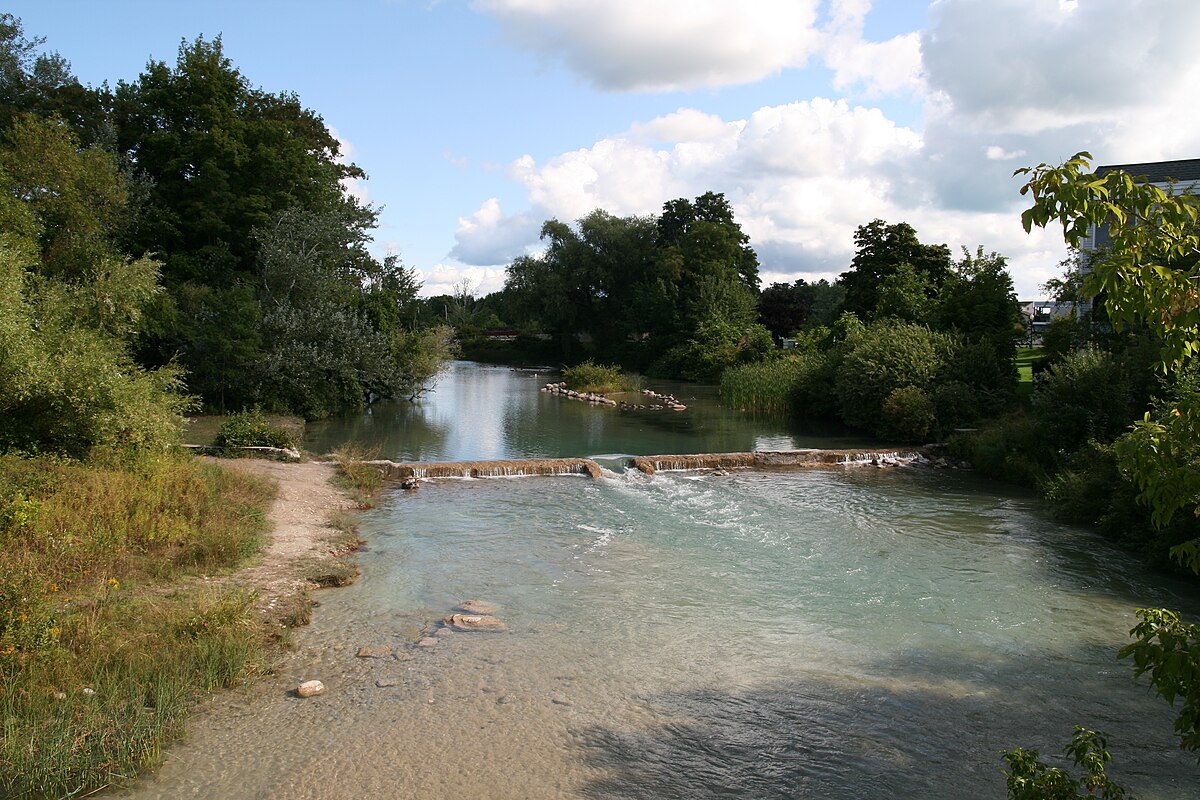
[444,613,507,632]
[459,599,498,615]
[296,680,325,698]
[356,645,392,658]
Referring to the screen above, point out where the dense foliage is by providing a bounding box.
[499,193,770,379]
[0,17,452,420]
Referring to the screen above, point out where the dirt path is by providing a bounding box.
[210,458,360,624]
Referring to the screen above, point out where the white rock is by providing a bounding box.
[297,680,325,698]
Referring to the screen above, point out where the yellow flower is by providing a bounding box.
[107,577,120,590]
[49,583,59,593]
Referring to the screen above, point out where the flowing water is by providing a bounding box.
[121,362,1200,799]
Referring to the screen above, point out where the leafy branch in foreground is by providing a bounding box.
[1119,608,1200,753]
[1003,727,1130,800]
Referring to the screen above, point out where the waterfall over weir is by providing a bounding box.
[369,448,932,481]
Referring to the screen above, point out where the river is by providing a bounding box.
[120,361,1200,799]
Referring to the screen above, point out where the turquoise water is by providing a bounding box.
[122,362,1200,799]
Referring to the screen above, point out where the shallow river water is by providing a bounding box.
[121,362,1200,799]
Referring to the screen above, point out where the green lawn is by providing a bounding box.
[1016,346,1045,401]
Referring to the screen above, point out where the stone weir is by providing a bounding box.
[630,449,928,475]
[369,448,934,482]
[373,457,605,480]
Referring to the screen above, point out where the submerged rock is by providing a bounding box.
[416,636,440,647]
[356,645,392,659]
[459,599,498,615]
[444,613,507,632]
[296,680,325,698]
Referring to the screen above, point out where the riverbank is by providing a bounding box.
[0,453,362,798]
[207,457,361,630]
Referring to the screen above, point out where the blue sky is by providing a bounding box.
[10,1,1200,298]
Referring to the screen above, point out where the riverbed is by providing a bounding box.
[119,362,1200,799]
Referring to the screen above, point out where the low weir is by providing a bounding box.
[367,448,935,481]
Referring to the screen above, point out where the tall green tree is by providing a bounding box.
[838,220,951,319]
[0,116,188,456]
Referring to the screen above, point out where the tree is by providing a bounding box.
[0,14,106,143]
[1016,151,1200,760]
[839,220,951,319]
[758,281,811,341]
[500,194,762,377]
[0,116,188,456]
[936,246,1023,363]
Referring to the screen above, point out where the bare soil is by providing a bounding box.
[209,458,359,625]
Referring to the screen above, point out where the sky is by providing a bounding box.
[10,0,1200,299]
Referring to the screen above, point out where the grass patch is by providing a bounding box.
[720,356,805,415]
[331,445,384,509]
[1015,346,1046,402]
[0,451,276,798]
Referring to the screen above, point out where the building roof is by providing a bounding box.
[1096,158,1200,185]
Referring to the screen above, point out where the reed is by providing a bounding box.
[0,452,275,798]
[720,357,807,414]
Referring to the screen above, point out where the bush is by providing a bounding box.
[835,322,956,434]
[1032,346,1143,451]
[213,410,299,452]
[881,385,936,441]
[931,380,981,432]
[562,360,627,393]
[947,413,1054,487]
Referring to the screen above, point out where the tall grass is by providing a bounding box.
[0,451,276,798]
[720,357,806,414]
[331,444,383,508]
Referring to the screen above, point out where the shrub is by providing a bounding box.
[835,322,955,434]
[213,409,299,452]
[1032,346,1140,451]
[931,380,981,432]
[562,360,627,393]
[947,412,1054,487]
[881,385,936,442]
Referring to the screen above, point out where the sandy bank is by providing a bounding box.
[208,458,359,625]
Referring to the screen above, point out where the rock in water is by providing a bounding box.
[444,613,507,632]
[297,680,325,698]
[459,599,498,615]
[356,645,392,658]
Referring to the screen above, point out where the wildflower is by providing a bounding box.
[107,577,120,590]
[49,582,59,592]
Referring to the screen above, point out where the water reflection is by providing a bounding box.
[304,361,873,460]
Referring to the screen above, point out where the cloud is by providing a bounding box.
[449,198,543,266]
[452,0,1200,299]
[420,262,511,298]
[921,0,1200,135]
[472,0,823,91]
[821,0,924,96]
[330,126,370,204]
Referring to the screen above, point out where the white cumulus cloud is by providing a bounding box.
[472,0,824,91]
